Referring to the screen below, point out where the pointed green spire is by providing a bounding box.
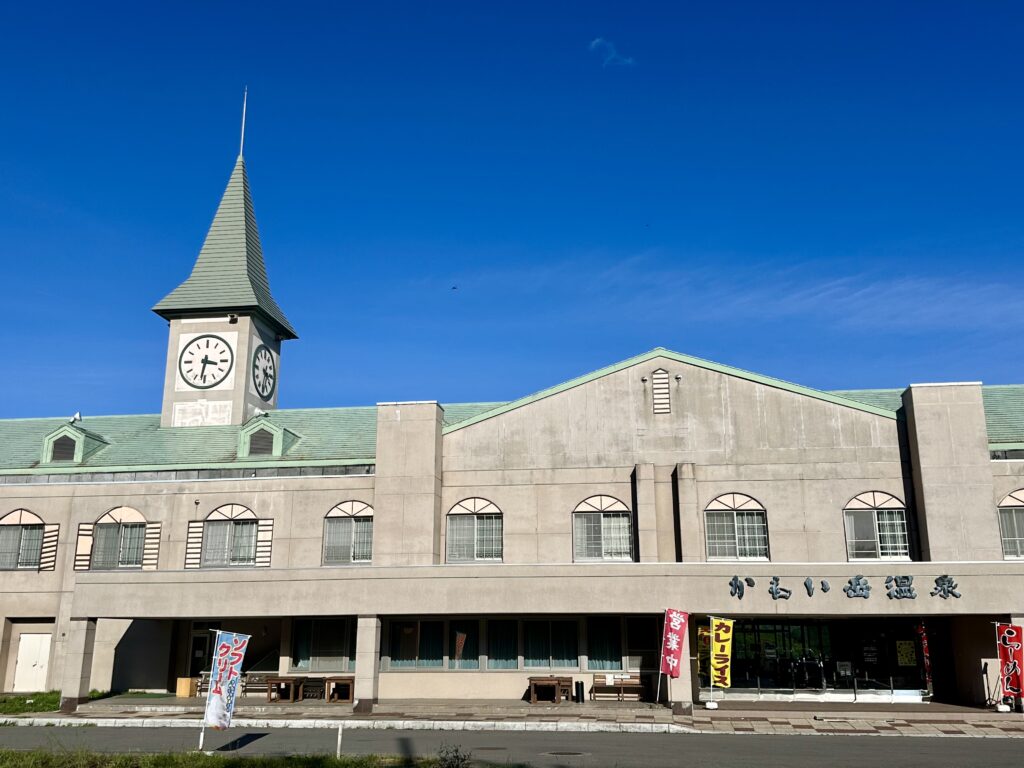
[153,155,297,339]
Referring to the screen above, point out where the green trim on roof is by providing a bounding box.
[991,443,1024,451]
[153,155,297,339]
[442,348,899,434]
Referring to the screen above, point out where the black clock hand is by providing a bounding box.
[200,356,212,377]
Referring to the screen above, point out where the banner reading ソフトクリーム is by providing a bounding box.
[203,631,251,730]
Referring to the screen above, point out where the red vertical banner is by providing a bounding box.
[996,623,1024,698]
[916,622,932,692]
[660,609,689,678]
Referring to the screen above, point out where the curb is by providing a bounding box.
[3,717,699,735]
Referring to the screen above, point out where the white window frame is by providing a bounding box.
[91,522,145,570]
[446,498,503,563]
[572,495,633,562]
[0,523,44,570]
[704,494,770,560]
[843,491,911,561]
[998,490,1024,559]
[323,501,374,565]
[201,519,258,567]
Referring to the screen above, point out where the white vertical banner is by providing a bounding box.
[203,630,251,730]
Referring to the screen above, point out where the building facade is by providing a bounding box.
[2,152,1023,713]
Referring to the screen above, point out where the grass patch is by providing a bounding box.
[0,753,427,767]
[0,691,61,715]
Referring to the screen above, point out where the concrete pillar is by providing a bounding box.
[633,464,658,562]
[353,615,381,713]
[674,463,701,562]
[373,402,444,566]
[669,621,696,714]
[60,618,96,712]
[902,383,999,561]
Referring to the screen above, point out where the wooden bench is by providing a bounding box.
[590,673,643,702]
[528,675,574,704]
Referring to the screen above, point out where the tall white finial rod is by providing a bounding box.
[239,86,248,156]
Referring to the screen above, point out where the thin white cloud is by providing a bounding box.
[589,37,635,67]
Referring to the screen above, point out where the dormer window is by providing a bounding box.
[248,428,275,456]
[237,418,298,459]
[51,435,77,462]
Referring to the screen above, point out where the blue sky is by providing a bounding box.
[1,2,1022,417]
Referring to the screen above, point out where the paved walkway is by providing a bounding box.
[6,696,1023,738]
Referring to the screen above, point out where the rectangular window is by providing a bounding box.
[388,620,443,668]
[707,511,769,559]
[845,509,909,560]
[324,517,374,564]
[573,513,633,561]
[1000,508,1024,558]
[487,620,518,670]
[587,616,623,671]
[91,524,121,570]
[447,515,502,562]
[705,511,737,558]
[448,620,480,669]
[291,618,351,672]
[0,525,43,570]
[202,520,258,567]
[474,515,502,560]
[523,620,579,668]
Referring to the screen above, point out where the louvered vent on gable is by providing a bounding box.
[248,428,275,456]
[652,368,671,414]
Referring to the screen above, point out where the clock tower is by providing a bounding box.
[153,153,297,427]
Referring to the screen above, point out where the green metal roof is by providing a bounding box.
[153,155,297,339]
[0,403,502,475]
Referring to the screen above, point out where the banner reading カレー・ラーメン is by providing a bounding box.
[996,623,1023,699]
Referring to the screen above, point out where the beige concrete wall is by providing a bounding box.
[904,383,1001,561]
[378,670,593,700]
[70,561,1024,620]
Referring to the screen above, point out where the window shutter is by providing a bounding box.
[74,523,95,571]
[255,519,274,567]
[184,521,204,569]
[651,368,671,414]
[39,524,59,571]
[142,522,161,570]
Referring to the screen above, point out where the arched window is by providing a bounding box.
[843,492,909,560]
[201,504,259,567]
[91,507,146,570]
[324,501,374,564]
[0,509,45,570]
[572,495,632,562]
[998,490,1024,559]
[446,498,503,563]
[704,494,769,559]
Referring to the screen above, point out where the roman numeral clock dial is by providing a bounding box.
[178,334,235,389]
[252,344,277,401]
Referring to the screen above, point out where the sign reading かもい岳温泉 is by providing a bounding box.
[728,575,963,602]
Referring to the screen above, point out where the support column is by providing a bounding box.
[633,464,658,562]
[670,622,695,715]
[353,615,381,713]
[60,618,96,712]
[674,463,700,562]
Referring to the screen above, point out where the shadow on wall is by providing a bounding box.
[110,619,174,692]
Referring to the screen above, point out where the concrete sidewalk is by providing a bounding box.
[6,696,1024,738]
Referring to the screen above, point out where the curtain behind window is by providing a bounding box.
[91,524,121,569]
[587,616,623,670]
[324,517,353,564]
[523,620,550,668]
[446,515,475,562]
[487,620,518,669]
[0,526,22,569]
[119,523,145,566]
[202,521,232,566]
[230,521,257,564]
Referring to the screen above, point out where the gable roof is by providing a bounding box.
[152,155,297,339]
[442,347,900,434]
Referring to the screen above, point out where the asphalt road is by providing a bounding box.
[0,726,1021,767]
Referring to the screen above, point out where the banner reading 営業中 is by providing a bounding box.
[996,623,1023,699]
[659,609,689,678]
[710,617,734,689]
[203,630,251,730]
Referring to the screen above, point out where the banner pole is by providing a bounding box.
[198,723,206,752]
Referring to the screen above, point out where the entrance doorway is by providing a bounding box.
[188,622,221,677]
[13,633,51,692]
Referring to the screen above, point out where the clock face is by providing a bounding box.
[178,334,234,389]
[252,344,277,401]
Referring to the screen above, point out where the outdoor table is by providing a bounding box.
[528,676,572,704]
[266,675,306,702]
[325,675,355,703]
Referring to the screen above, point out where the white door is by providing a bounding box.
[13,633,51,692]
